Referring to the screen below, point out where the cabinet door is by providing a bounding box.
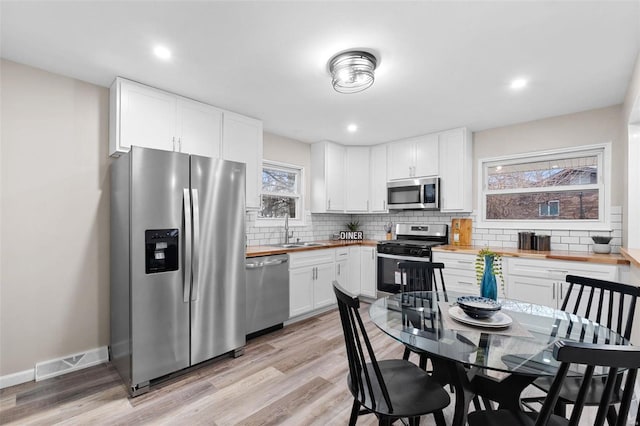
[360,247,377,298]
[326,143,345,211]
[370,144,388,212]
[119,79,176,152]
[314,263,337,308]
[222,112,263,209]
[439,128,472,212]
[176,98,222,158]
[345,147,370,212]
[336,259,349,292]
[347,247,362,295]
[289,267,314,317]
[507,275,556,307]
[414,134,439,177]
[387,140,415,180]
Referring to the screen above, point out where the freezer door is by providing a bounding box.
[130,147,190,386]
[190,156,246,364]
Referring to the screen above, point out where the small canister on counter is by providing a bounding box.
[535,235,550,251]
[518,232,535,250]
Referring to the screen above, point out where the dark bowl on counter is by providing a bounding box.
[457,296,502,319]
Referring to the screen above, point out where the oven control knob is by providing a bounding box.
[410,248,420,256]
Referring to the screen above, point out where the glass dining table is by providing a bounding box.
[369,291,628,426]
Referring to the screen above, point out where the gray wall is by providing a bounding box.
[0,60,111,375]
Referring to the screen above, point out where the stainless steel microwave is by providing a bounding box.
[386,177,440,210]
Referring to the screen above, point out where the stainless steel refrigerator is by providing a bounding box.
[110,146,246,396]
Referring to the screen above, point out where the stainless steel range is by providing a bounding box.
[377,223,448,294]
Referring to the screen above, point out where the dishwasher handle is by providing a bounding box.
[246,261,264,269]
[263,258,288,267]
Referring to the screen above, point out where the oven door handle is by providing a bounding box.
[377,253,430,262]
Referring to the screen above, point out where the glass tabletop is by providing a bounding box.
[369,291,628,376]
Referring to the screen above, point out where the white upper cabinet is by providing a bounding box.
[414,134,439,177]
[311,141,345,213]
[110,78,223,157]
[369,144,388,213]
[387,134,438,180]
[438,128,472,212]
[176,98,222,158]
[345,146,371,212]
[111,78,176,154]
[387,139,415,180]
[221,112,263,210]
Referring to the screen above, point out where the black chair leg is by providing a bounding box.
[419,354,428,370]
[553,400,567,417]
[409,416,421,426]
[378,416,392,426]
[403,347,411,361]
[433,410,446,426]
[349,400,360,426]
[606,405,618,425]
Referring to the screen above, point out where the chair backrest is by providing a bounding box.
[333,281,394,413]
[562,275,640,340]
[398,261,447,298]
[537,341,640,426]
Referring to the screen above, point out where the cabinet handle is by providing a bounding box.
[328,199,331,210]
[372,250,375,260]
[367,200,369,211]
[338,264,341,275]
[552,282,556,300]
[178,138,182,152]
[559,282,564,300]
[458,260,473,264]
[172,136,176,151]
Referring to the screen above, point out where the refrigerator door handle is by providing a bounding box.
[183,188,192,303]
[191,188,201,301]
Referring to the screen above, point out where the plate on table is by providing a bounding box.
[448,306,512,328]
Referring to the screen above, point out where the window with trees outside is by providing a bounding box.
[479,144,610,230]
[258,161,303,221]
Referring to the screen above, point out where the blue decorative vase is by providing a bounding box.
[480,255,498,300]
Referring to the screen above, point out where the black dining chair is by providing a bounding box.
[398,262,448,369]
[523,274,640,423]
[332,281,451,426]
[468,340,640,426]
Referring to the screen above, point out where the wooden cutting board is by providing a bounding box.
[451,218,472,246]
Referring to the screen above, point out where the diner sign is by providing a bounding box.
[339,231,363,240]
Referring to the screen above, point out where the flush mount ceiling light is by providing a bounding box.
[329,51,377,94]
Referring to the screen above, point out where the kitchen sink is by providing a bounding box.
[269,242,327,248]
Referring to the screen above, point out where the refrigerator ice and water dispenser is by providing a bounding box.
[145,229,179,274]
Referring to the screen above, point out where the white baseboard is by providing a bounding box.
[0,368,35,389]
[0,346,108,389]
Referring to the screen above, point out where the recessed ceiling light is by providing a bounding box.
[347,124,358,133]
[510,78,528,90]
[153,45,172,60]
[495,166,502,171]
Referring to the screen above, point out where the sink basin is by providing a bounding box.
[269,242,327,248]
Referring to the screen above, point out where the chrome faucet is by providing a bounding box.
[284,212,294,244]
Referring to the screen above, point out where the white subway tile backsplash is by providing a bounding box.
[245,206,623,254]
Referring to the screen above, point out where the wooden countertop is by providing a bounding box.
[433,245,630,266]
[246,239,378,257]
[620,248,640,268]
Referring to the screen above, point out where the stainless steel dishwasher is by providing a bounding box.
[245,254,290,336]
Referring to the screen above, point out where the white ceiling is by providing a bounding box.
[1,1,639,145]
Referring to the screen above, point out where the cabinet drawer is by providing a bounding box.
[507,258,618,281]
[335,247,349,258]
[289,249,335,269]
[433,252,476,272]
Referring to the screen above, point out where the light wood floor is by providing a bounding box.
[0,305,460,425]
[0,305,624,425]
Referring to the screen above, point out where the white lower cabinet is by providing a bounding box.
[288,249,336,318]
[506,258,619,314]
[346,246,362,295]
[335,247,350,293]
[360,246,377,298]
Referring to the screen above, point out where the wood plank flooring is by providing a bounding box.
[0,305,625,425]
